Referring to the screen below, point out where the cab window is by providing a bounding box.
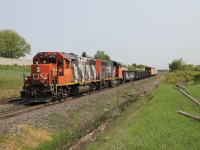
[33,59,38,64]
[58,58,63,65]
[49,58,56,64]
[40,59,47,64]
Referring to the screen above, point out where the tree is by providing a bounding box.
[127,64,137,71]
[81,51,92,58]
[169,58,185,72]
[82,51,87,57]
[182,64,195,71]
[94,50,111,61]
[194,65,200,71]
[0,30,31,58]
[137,64,146,70]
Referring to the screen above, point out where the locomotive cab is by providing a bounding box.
[20,52,74,103]
[30,52,58,85]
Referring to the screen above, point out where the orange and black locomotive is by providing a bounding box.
[20,52,123,103]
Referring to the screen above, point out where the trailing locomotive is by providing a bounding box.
[20,52,123,103]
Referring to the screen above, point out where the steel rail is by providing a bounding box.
[0,96,21,104]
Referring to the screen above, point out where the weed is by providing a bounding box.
[86,83,200,150]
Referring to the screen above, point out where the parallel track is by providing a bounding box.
[0,84,125,120]
[0,104,44,119]
[0,97,21,104]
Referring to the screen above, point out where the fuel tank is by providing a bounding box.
[70,85,90,95]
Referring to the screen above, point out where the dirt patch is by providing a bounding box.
[0,124,52,150]
[0,89,19,99]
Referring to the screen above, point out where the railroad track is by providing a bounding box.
[0,96,21,104]
[0,104,45,119]
[0,77,155,120]
[0,84,126,120]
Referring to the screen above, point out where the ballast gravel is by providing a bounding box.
[0,77,162,136]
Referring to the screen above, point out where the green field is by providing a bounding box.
[0,64,30,72]
[86,83,200,150]
[0,65,30,99]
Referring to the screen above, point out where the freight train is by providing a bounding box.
[20,52,156,103]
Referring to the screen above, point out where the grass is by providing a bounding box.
[185,82,200,103]
[0,75,158,150]
[35,79,156,149]
[0,64,30,72]
[0,75,23,99]
[86,83,200,150]
[0,125,52,150]
[0,64,30,99]
[32,94,133,150]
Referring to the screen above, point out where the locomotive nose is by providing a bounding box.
[31,64,56,84]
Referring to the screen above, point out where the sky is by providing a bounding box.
[0,0,200,69]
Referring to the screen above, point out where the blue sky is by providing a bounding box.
[0,0,200,69]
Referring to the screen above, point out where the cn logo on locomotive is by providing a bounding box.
[36,66,40,73]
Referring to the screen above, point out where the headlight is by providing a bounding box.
[25,77,28,80]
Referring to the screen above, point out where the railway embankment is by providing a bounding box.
[0,75,161,150]
[85,82,200,150]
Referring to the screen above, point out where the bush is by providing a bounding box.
[165,70,200,84]
[194,74,200,83]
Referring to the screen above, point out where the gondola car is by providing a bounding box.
[122,67,156,82]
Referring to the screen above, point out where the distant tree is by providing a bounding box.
[194,65,200,71]
[121,64,128,69]
[132,63,137,68]
[137,64,146,70]
[182,64,195,71]
[169,58,186,72]
[82,51,87,57]
[81,51,92,58]
[121,63,137,71]
[0,30,31,58]
[94,50,111,61]
[127,64,137,71]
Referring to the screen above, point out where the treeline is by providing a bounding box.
[121,64,147,71]
[169,58,200,72]
[165,58,200,84]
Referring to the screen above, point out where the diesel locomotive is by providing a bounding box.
[20,52,156,103]
[20,52,124,103]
